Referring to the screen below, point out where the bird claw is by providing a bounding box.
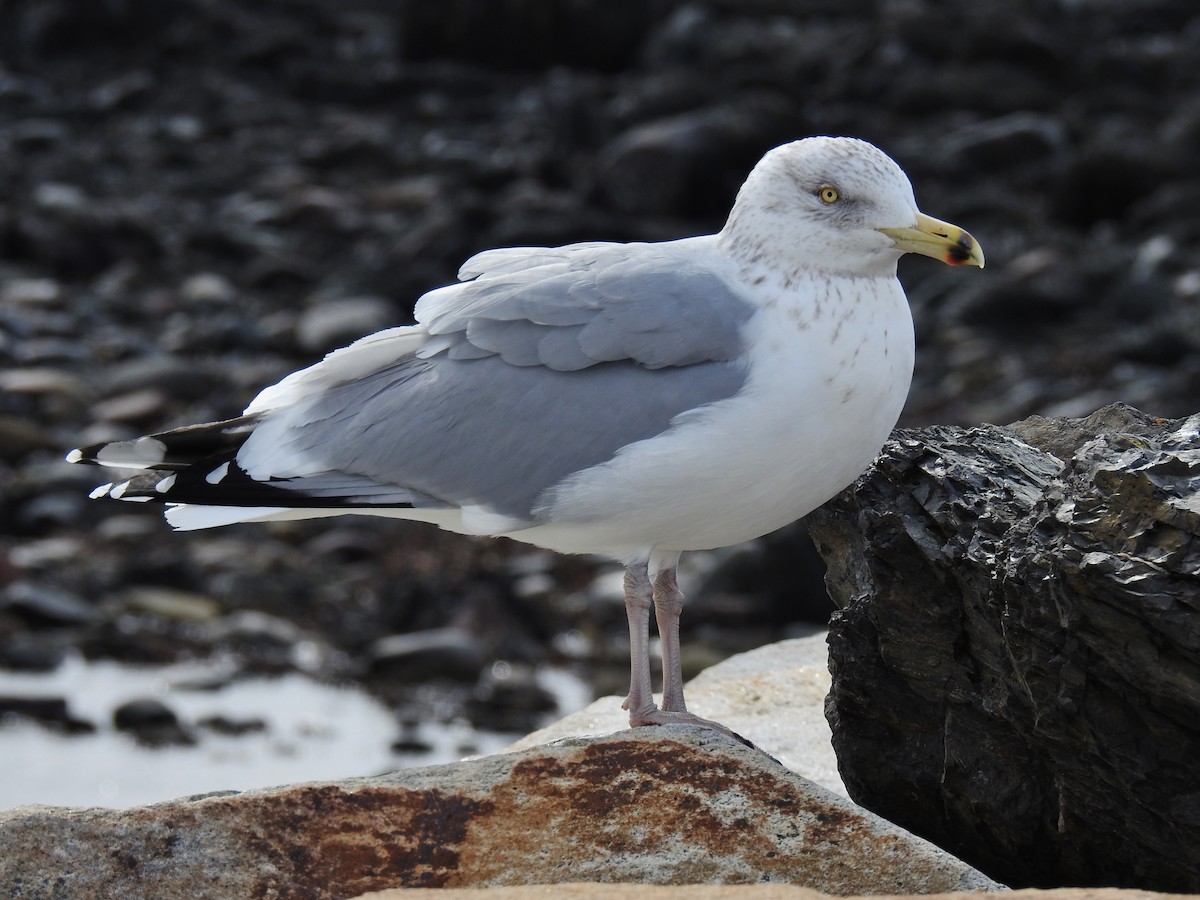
[627,706,750,745]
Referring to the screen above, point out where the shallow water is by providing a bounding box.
[0,655,590,810]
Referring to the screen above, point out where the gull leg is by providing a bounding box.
[621,562,657,722]
[653,567,687,713]
[623,565,743,742]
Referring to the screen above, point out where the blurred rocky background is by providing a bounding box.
[0,0,1197,831]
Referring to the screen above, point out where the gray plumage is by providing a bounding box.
[419,243,754,370]
[244,242,757,519]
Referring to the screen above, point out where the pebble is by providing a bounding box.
[367,628,488,684]
[0,368,92,401]
[179,272,237,305]
[295,296,399,354]
[196,714,267,736]
[0,696,94,733]
[0,278,62,306]
[0,581,97,627]
[0,416,58,462]
[89,388,171,424]
[112,698,195,747]
[119,587,222,624]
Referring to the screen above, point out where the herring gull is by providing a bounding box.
[69,136,984,736]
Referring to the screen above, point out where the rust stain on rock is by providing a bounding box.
[0,728,999,898]
[232,784,496,897]
[447,735,907,889]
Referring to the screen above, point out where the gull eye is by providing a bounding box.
[817,186,840,204]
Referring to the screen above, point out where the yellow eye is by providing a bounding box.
[818,186,840,204]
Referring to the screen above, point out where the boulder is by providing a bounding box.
[509,632,846,797]
[0,727,1001,899]
[807,404,1200,891]
[356,888,1186,900]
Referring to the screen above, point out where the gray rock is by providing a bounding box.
[112,698,195,748]
[807,403,1200,891]
[295,296,398,354]
[0,727,1002,898]
[367,627,487,684]
[510,634,845,798]
[0,696,93,734]
[0,581,97,626]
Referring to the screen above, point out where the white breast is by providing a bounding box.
[518,272,915,561]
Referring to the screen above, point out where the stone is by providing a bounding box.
[112,698,195,747]
[295,296,398,354]
[0,580,97,626]
[510,633,845,798]
[356,887,1185,900]
[366,627,488,684]
[0,696,93,734]
[806,404,1200,891]
[0,728,1001,898]
[119,586,222,623]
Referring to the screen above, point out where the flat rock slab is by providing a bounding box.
[0,728,1000,899]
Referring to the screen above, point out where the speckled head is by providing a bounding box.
[719,136,983,278]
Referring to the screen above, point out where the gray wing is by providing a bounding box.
[237,240,756,520]
[416,240,755,371]
[240,353,747,520]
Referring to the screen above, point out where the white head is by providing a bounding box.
[719,136,982,279]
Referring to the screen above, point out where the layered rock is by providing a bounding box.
[808,404,1200,891]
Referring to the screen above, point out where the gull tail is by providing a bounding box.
[66,416,283,526]
[67,416,427,530]
[67,416,259,472]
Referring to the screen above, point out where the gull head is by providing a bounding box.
[720,136,984,279]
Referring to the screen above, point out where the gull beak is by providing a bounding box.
[879,212,985,268]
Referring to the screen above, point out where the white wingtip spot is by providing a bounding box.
[109,481,129,500]
[205,461,231,484]
[66,449,84,464]
[155,474,177,493]
[89,483,114,499]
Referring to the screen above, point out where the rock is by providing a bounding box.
[295,295,399,354]
[89,387,172,424]
[593,97,794,219]
[119,586,222,623]
[0,367,92,402]
[397,1,668,73]
[357,887,1186,900]
[101,355,218,401]
[510,634,845,798]
[0,277,62,306]
[0,580,97,626]
[112,698,195,747]
[366,627,488,684]
[196,714,267,737]
[806,404,1200,891]
[0,727,1002,897]
[0,696,93,734]
[0,416,59,462]
[464,662,557,732]
[0,633,69,672]
[179,271,237,304]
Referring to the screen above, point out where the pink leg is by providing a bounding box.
[620,563,657,722]
[653,567,687,713]
[622,564,742,740]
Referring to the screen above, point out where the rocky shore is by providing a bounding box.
[2,1,1199,895]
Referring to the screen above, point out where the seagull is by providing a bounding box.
[69,136,983,736]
